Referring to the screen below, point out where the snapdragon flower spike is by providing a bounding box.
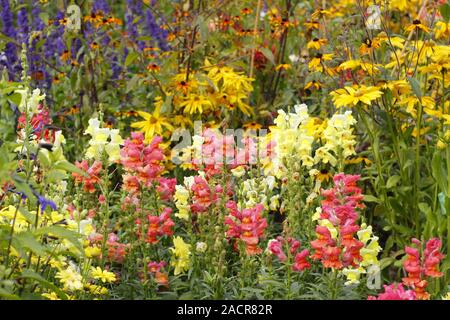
[147,261,166,273]
[368,283,416,300]
[17,104,54,142]
[225,201,267,255]
[157,177,177,201]
[72,160,103,193]
[268,236,311,271]
[190,176,221,213]
[136,207,174,244]
[402,238,445,300]
[120,132,164,190]
[310,173,365,269]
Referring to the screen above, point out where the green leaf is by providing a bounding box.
[407,76,422,98]
[53,160,84,175]
[7,93,22,106]
[14,232,48,256]
[0,288,20,300]
[438,192,448,216]
[126,75,140,93]
[432,152,447,192]
[11,174,34,200]
[386,175,401,189]
[379,257,394,270]
[34,226,83,254]
[259,47,275,66]
[125,51,139,67]
[440,3,450,22]
[363,194,381,203]
[20,269,68,300]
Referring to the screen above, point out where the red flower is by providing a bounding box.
[137,207,175,244]
[225,201,267,255]
[310,173,365,270]
[157,177,177,201]
[72,160,102,193]
[120,132,164,191]
[368,283,416,300]
[401,238,445,300]
[190,176,221,213]
[293,249,311,271]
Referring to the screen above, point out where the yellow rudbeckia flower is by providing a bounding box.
[330,85,383,108]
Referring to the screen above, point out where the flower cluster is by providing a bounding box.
[136,207,175,244]
[225,201,267,255]
[310,174,370,275]
[120,132,165,193]
[268,236,310,271]
[72,160,103,193]
[401,238,445,300]
[315,111,357,167]
[170,236,191,275]
[270,104,316,171]
[84,117,123,164]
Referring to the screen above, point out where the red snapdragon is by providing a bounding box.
[225,201,267,255]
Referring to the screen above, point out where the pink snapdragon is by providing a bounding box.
[368,283,417,300]
[225,201,267,255]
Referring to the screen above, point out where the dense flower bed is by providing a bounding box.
[0,0,450,300]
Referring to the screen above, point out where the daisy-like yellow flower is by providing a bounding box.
[434,21,450,40]
[275,63,291,71]
[311,8,332,20]
[359,38,381,55]
[305,80,322,91]
[405,19,430,33]
[243,121,263,131]
[55,265,83,291]
[180,94,213,114]
[42,292,60,300]
[308,53,333,72]
[304,20,319,30]
[307,38,328,50]
[91,267,117,283]
[330,85,383,108]
[398,96,435,117]
[131,105,174,142]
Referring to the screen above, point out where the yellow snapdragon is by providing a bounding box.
[170,236,191,275]
[84,117,123,163]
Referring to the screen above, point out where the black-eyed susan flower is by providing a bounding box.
[434,21,450,40]
[405,19,430,33]
[90,42,99,50]
[243,121,263,131]
[359,37,381,55]
[176,80,190,94]
[275,63,291,71]
[311,8,332,20]
[147,63,161,72]
[307,38,328,50]
[330,85,383,108]
[60,50,70,62]
[305,80,322,91]
[308,53,333,72]
[345,156,372,166]
[316,169,332,183]
[241,7,252,15]
[304,20,319,30]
